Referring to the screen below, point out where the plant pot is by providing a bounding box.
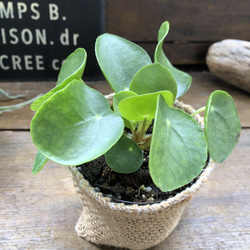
[69,101,215,250]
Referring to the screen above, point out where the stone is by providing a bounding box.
[94,187,101,193]
[144,186,153,193]
[206,39,250,93]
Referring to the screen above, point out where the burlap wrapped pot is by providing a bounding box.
[69,100,216,250]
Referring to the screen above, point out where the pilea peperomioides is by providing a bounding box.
[30,21,241,192]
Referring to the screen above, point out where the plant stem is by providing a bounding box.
[191,106,206,117]
[139,135,152,150]
[0,88,28,99]
[0,94,42,114]
[132,118,152,144]
[137,118,148,141]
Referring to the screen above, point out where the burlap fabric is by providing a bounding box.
[69,100,216,250]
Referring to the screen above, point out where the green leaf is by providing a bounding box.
[57,48,87,86]
[154,21,192,98]
[30,80,124,166]
[105,137,143,174]
[204,90,241,163]
[129,63,177,100]
[149,95,207,192]
[95,33,152,93]
[31,81,73,111]
[32,151,49,175]
[31,48,87,111]
[118,91,173,121]
[113,91,138,130]
[113,91,138,113]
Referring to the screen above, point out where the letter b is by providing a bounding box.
[49,4,59,20]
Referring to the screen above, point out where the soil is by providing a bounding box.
[77,152,209,205]
[77,106,208,205]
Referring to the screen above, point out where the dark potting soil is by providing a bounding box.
[77,152,209,205]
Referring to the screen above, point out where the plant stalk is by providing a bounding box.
[191,106,206,117]
[133,118,152,143]
[0,88,28,99]
[0,94,42,114]
[139,135,152,150]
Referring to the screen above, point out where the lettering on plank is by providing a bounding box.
[0,0,104,80]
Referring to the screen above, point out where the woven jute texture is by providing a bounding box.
[69,100,216,250]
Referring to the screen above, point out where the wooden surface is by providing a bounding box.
[106,0,250,65]
[0,72,250,249]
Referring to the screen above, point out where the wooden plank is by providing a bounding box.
[1,71,249,130]
[0,131,98,249]
[106,0,250,65]
[0,129,249,249]
[0,0,104,81]
[106,0,250,42]
[139,42,210,65]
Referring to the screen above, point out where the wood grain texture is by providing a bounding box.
[105,0,250,65]
[106,0,250,42]
[139,42,210,65]
[0,131,97,249]
[0,130,249,249]
[1,71,249,130]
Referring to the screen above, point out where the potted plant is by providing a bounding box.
[30,21,241,250]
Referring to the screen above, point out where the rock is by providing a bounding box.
[94,187,101,193]
[206,39,250,93]
[104,194,113,198]
[139,184,145,191]
[147,197,154,202]
[144,186,153,193]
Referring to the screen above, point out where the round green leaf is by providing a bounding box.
[95,33,152,93]
[57,48,87,86]
[113,91,137,115]
[118,91,173,121]
[31,80,124,166]
[32,151,48,175]
[204,90,241,163]
[149,95,207,192]
[31,48,87,111]
[154,21,192,98]
[113,91,138,129]
[105,137,143,174]
[129,63,177,100]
